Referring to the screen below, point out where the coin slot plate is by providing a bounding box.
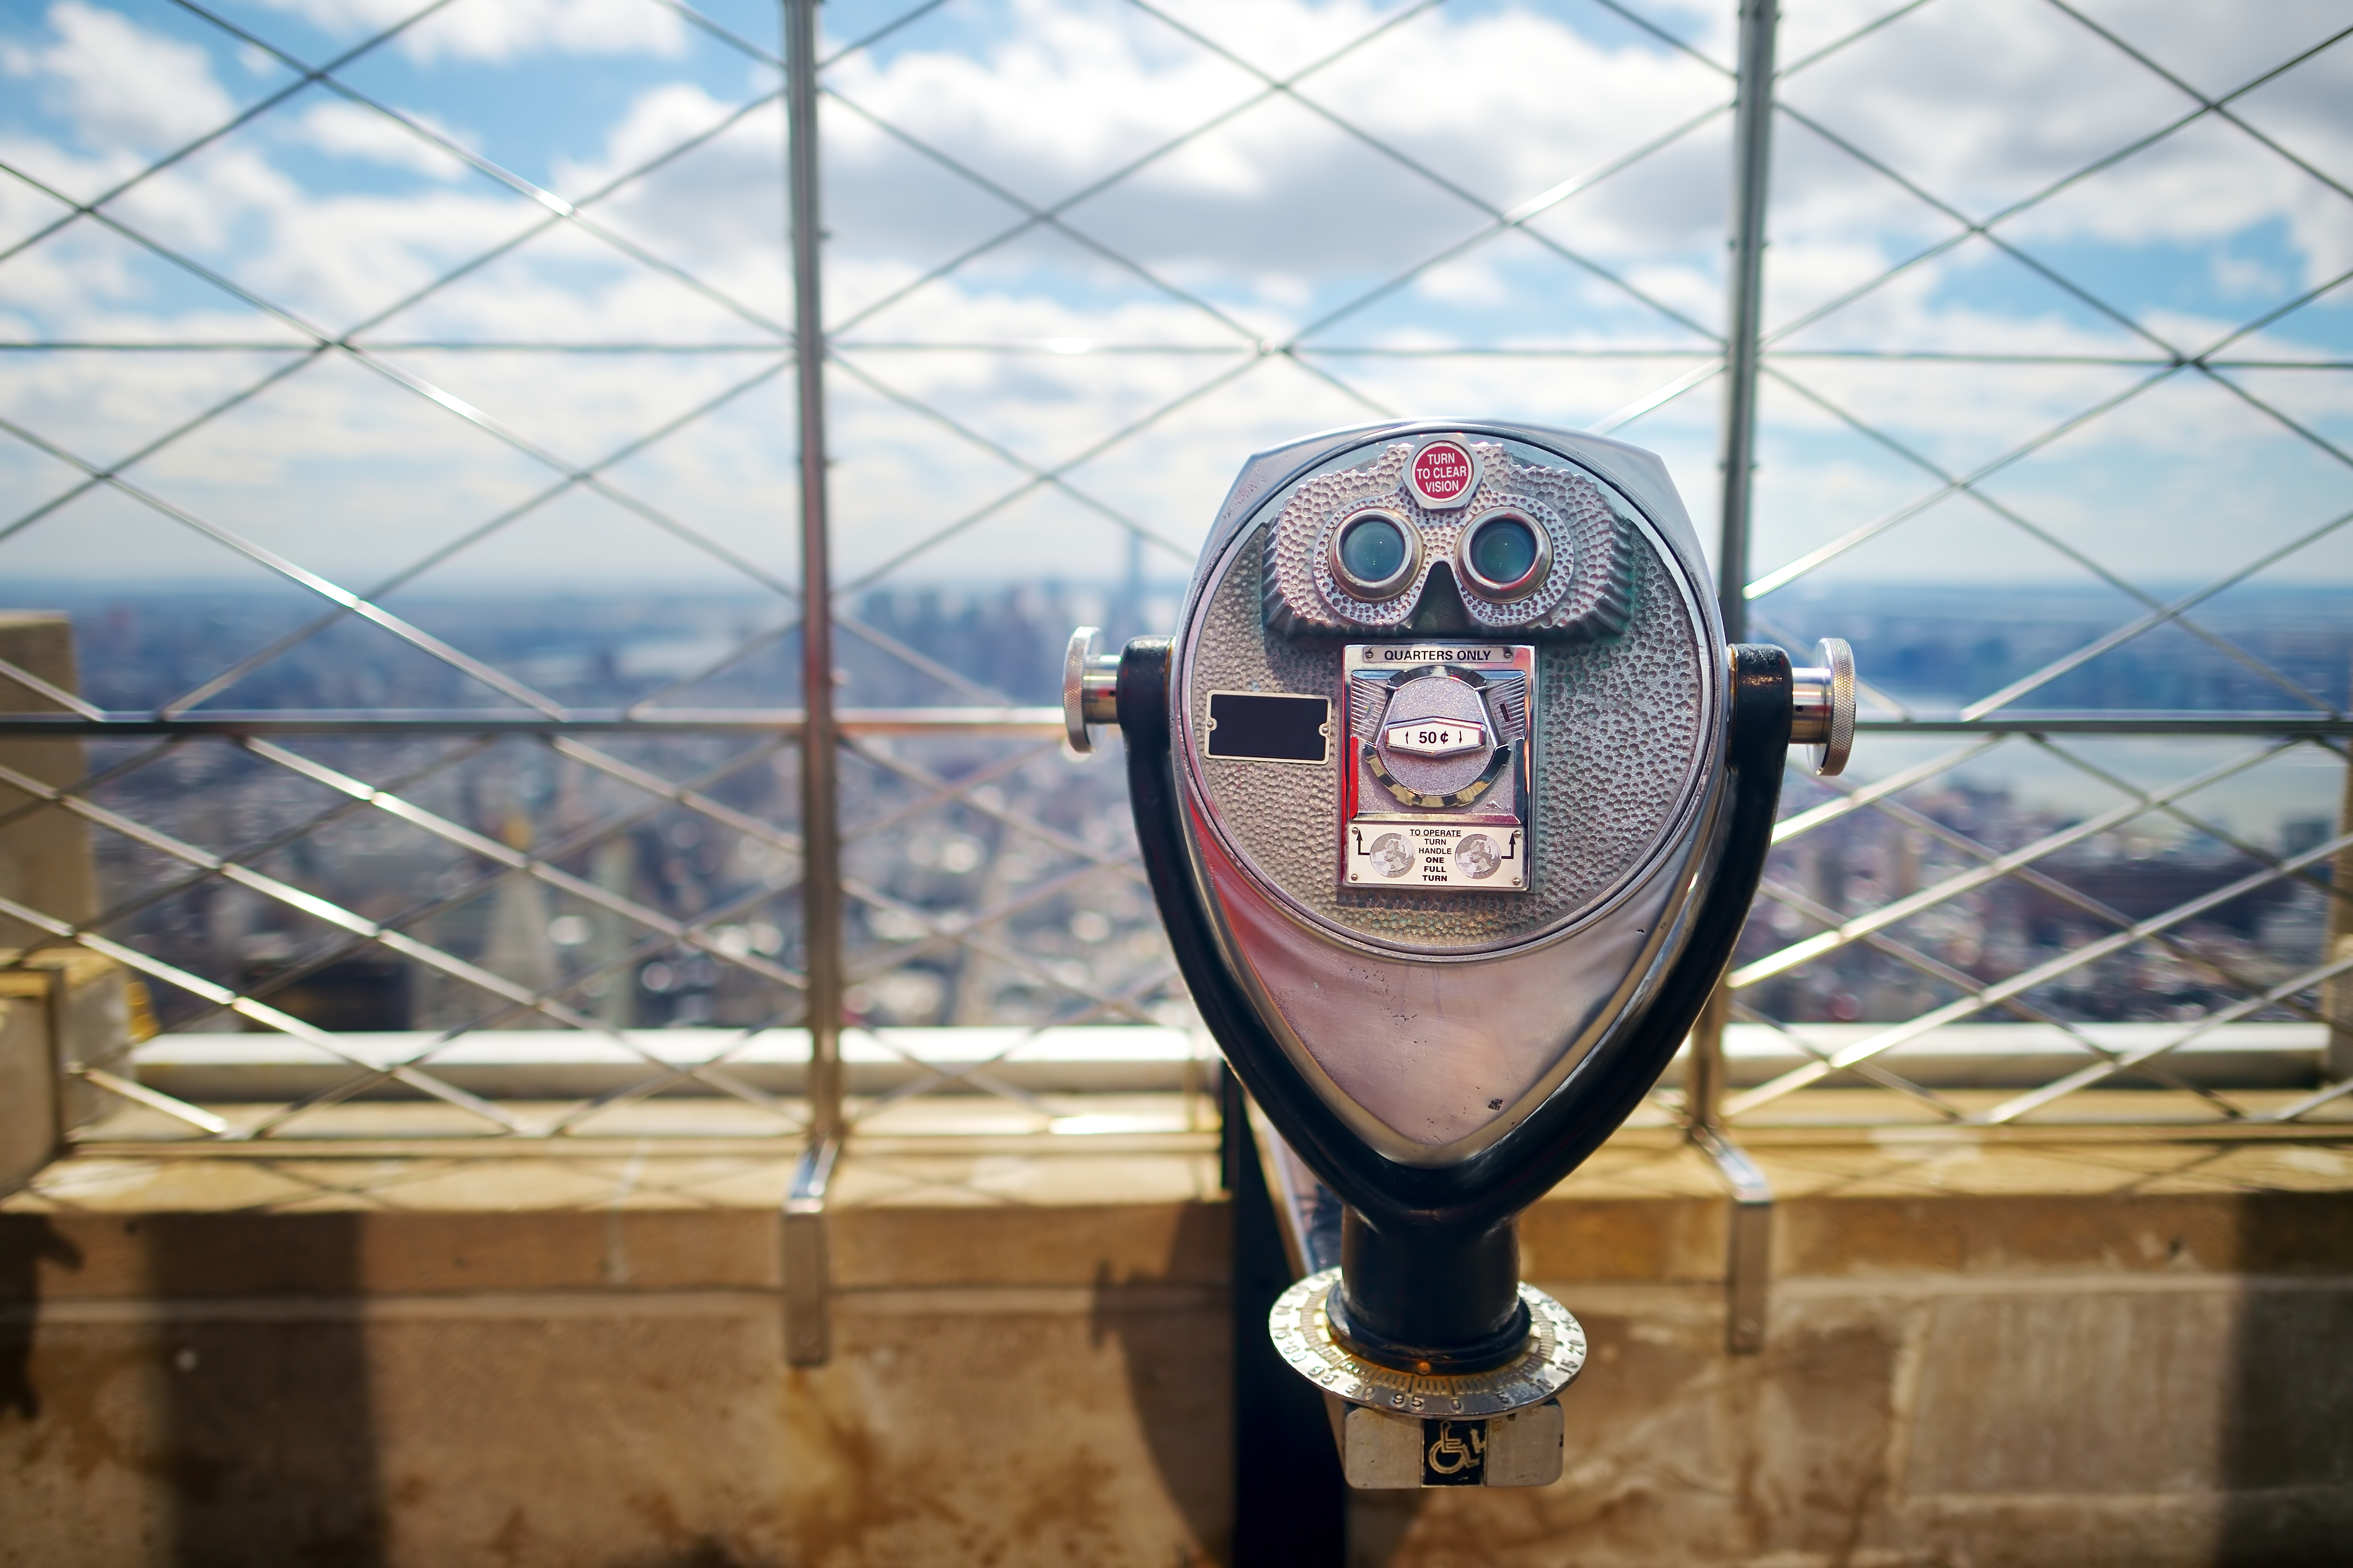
[1341,643,1535,892]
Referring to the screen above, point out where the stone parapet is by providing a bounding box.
[2,1126,2347,1566]
[1,949,139,1193]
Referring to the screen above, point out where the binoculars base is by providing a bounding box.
[1338,1400,1565,1489]
[1269,1267,1586,1417]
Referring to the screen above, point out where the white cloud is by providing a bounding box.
[2,1,234,150]
[1,0,2348,596]
[821,0,1734,289]
[291,100,477,182]
[1414,259,1509,307]
[547,81,772,208]
[1772,0,2353,293]
[250,0,686,64]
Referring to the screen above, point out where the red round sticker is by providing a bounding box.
[1410,439,1477,507]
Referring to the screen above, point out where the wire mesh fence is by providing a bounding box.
[1,0,2349,1148]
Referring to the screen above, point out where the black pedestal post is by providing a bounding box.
[1225,1070,1346,1566]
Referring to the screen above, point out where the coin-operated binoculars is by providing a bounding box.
[1066,421,1853,1489]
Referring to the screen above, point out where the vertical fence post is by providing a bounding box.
[1689,0,1780,1356]
[1687,978,1733,1134]
[1715,0,1777,649]
[784,0,841,1368]
[1693,0,1779,1127]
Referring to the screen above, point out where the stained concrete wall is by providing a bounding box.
[2,1147,1234,1567]
[2,1135,2350,1566]
[1364,1186,2353,1568]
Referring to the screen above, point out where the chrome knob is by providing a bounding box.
[1062,626,1121,755]
[1790,636,1855,777]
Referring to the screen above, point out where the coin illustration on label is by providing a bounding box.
[1454,834,1503,879]
[1408,438,1480,509]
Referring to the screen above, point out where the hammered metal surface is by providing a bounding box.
[1261,441,1633,638]
[1190,508,1708,951]
[1268,1268,1587,1416]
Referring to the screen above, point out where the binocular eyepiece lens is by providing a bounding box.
[1333,511,1418,598]
[1459,511,1547,598]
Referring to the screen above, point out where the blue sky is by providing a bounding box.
[2,0,2350,618]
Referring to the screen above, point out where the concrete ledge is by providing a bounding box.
[4,1130,2351,1565]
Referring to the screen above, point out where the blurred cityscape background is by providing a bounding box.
[2,0,2349,1123]
[15,576,2346,1039]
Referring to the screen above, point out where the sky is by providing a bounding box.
[2,0,2351,628]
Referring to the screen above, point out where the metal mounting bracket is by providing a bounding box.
[1690,1122,1773,1354]
[783,1135,838,1367]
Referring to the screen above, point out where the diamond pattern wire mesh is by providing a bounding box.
[1713,0,2353,1125]
[0,0,820,1139]
[1710,0,2353,1129]
[0,0,2347,1145]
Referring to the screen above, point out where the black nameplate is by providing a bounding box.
[1204,692,1330,764]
